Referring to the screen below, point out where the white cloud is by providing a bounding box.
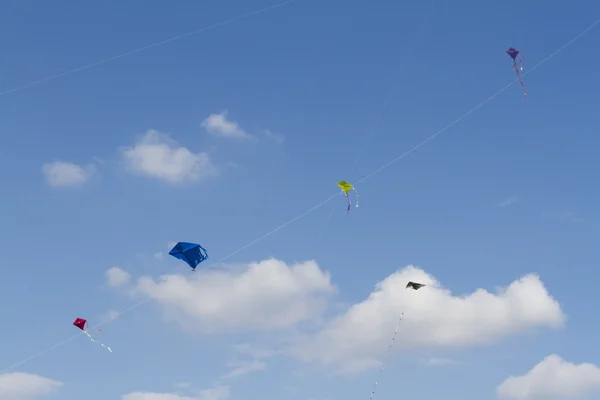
[221,360,267,380]
[201,111,250,139]
[105,267,131,287]
[497,196,518,207]
[290,266,565,373]
[497,354,600,400]
[0,372,63,400]
[132,258,335,333]
[123,386,230,400]
[196,386,230,400]
[41,161,95,187]
[121,129,218,184]
[264,129,284,143]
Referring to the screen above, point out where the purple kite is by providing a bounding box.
[507,47,527,98]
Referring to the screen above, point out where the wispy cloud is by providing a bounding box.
[419,357,464,367]
[221,360,267,380]
[174,382,192,389]
[233,343,278,359]
[264,129,284,144]
[497,196,518,207]
[543,211,584,224]
[98,309,121,323]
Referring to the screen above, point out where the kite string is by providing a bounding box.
[1,18,598,374]
[349,0,438,181]
[315,0,437,243]
[0,0,297,97]
[369,313,403,400]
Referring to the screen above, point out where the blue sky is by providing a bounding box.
[1,0,600,399]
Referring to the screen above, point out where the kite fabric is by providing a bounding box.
[337,180,359,214]
[72,318,112,353]
[169,242,208,271]
[406,281,425,290]
[506,47,527,98]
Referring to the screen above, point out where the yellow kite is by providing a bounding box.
[337,180,359,214]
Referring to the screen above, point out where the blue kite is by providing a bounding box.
[169,242,208,271]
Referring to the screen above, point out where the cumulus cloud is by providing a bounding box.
[132,258,335,333]
[290,266,565,373]
[42,161,95,187]
[123,386,230,400]
[105,267,131,287]
[201,111,250,139]
[121,129,218,184]
[0,372,63,399]
[497,354,600,400]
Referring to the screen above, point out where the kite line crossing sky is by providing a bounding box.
[0,0,297,97]
[1,8,599,376]
[316,0,437,240]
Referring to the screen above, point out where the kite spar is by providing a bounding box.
[73,318,112,353]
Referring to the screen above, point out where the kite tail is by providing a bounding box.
[84,322,102,333]
[513,59,527,98]
[516,69,527,98]
[353,188,359,208]
[345,194,351,214]
[517,52,524,71]
[368,313,403,400]
[83,331,113,353]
